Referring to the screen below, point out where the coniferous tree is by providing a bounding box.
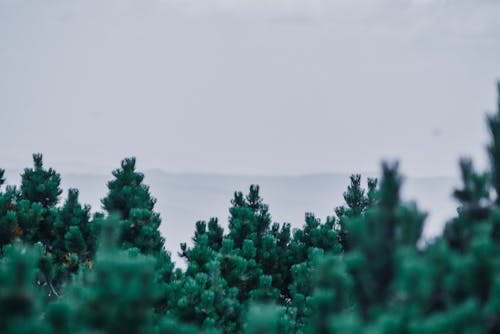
[101,158,174,318]
[243,304,293,334]
[0,243,48,334]
[58,217,158,334]
[335,175,377,251]
[444,158,491,251]
[19,154,61,247]
[305,253,352,334]
[344,162,426,319]
[52,189,96,283]
[102,157,164,255]
[0,191,44,250]
[226,186,280,303]
[249,275,280,303]
[165,261,240,333]
[488,82,500,205]
[267,222,292,299]
[0,82,499,334]
[288,247,322,331]
[179,219,224,276]
[15,155,65,297]
[0,173,25,249]
[289,213,340,266]
[20,154,62,209]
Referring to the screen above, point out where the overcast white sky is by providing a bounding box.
[1,0,499,177]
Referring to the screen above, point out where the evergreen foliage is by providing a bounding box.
[102,157,164,255]
[0,243,48,334]
[335,174,377,251]
[68,220,157,333]
[0,83,499,333]
[20,154,62,209]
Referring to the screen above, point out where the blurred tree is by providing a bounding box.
[0,243,48,334]
[60,217,158,333]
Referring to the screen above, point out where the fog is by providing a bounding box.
[1,0,499,264]
[1,0,499,177]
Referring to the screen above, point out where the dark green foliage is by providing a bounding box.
[0,184,43,249]
[19,154,62,247]
[102,157,165,256]
[228,185,271,250]
[337,174,369,218]
[445,158,491,251]
[266,222,292,299]
[453,158,491,210]
[179,219,224,276]
[52,218,159,334]
[244,304,293,334]
[101,159,175,320]
[290,213,340,265]
[0,243,48,334]
[52,189,96,282]
[20,154,62,209]
[335,174,377,251]
[165,259,241,333]
[155,316,204,334]
[0,82,499,333]
[488,82,500,205]
[345,162,426,318]
[225,186,293,303]
[102,157,155,218]
[207,218,225,251]
[306,253,353,334]
[249,275,280,303]
[288,248,322,330]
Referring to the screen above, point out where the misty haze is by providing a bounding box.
[1,0,499,262]
[1,0,500,333]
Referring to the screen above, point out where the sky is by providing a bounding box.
[1,0,500,177]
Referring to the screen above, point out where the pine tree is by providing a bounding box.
[59,217,158,334]
[258,222,292,300]
[288,248,320,331]
[226,186,277,303]
[180,220,221,276]
[305,253,352,334]
[52,189,96,282]
[228,186,271,252]
[19,154,61,247]
[0,81,499,334]
[335,174,377,251]
[102,158,164,255]
[290,213,340,263]
[344,162,425,318]
[165,263,240,332]
[20,154,62,209]
[243,304,293,334]
[249,275,280,303]
[0,173,24,249]
[0,242,48,334]
[101,158,174,319]
[444,158,491,251]
[488,82,500,205]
